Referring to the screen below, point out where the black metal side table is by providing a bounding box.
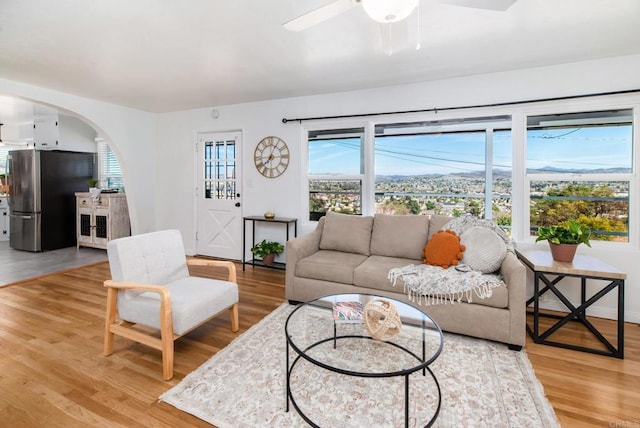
[242,216,297,271]
[516,249,626,358]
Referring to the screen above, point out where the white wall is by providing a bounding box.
[3,54,638,323]
[157,54,640,323]
[0,78,157,234]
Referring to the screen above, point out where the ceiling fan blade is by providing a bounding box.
[283,0,360,32]
[440,0,517,11]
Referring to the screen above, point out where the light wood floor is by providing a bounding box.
[0,262,637,427]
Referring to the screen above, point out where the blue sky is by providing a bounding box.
[308,125,632,176]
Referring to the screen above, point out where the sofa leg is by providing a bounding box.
[508,344,522,351]
[288,300,303,306]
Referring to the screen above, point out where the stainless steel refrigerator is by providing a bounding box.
[6,150,95,251]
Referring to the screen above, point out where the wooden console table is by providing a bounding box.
[516,249,625,358]
[242,216,297,271]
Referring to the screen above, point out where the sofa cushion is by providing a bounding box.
[423,230,465,269]
[460,226,507,273]
[369,214,429,260]
[296,250,368,284]
[428,215,451,238]
[319,211,374,256]
[353,255,421,292]
[443,214,513,252]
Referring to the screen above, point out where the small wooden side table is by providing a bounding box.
[516,249,625,358]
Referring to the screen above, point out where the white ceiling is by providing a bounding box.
[0,0,639,118]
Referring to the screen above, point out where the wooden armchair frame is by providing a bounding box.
[103,259,239,380]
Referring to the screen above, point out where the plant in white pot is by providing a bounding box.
[87,177,101,201]
[250,240,284,266]
[535,220,591,262]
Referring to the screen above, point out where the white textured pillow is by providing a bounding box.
[460,226,507,273]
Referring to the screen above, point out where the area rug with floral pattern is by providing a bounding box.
[160,303,559,428]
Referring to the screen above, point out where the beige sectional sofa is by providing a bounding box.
[285,212,526,349]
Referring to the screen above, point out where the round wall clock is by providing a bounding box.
[254,136,290,178]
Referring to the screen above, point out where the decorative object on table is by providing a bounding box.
[254,136,289,178]
[423,229,465,268]
[87,177,101,201]
[364,299,402,341]
[535,220,591,262]
[332,301,364,323]
[250,239,285,266]
[263,211,275,219]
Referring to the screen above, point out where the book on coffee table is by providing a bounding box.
[333,301,364,324]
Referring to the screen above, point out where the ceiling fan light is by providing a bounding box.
[362,0,419,23]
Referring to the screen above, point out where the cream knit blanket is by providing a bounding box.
[388,264,505,306]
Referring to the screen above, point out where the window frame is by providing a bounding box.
[303,114,513,222]
[515,98,639,248]
[97,140,124,191]
[301,95,639,249]
[302,122,369,219]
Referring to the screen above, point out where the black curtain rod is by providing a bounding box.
[281,88,640,124]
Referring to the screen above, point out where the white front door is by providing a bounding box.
[196,131,242,260]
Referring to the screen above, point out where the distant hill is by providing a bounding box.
[376,167,629,181]
[528,167,630,174]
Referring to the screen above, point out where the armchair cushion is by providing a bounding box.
[107,229,189,286]
[118,277,238,335]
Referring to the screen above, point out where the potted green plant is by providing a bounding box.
[250,239,285,266]
[535,220,591,262]
[87,177,99,189]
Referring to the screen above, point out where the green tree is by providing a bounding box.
[531,183,627,241]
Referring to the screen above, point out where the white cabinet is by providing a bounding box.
[33,116,58,150]
[76,193,130,249]
[0,197,8,242]
[34,115,97,152]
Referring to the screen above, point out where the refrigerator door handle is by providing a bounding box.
[5,154,11,208]
[9,213,34,220]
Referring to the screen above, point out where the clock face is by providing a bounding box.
[254,136,290,178]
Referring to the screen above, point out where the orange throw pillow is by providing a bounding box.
[423,230,466,269]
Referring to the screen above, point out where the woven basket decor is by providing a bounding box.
[364,299,402,341]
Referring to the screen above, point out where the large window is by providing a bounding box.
[306,117,513,225]
[374,129,487,217]
[307,128,364,220]
[526,109,633,242]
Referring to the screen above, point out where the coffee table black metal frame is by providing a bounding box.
[285,293,443,427]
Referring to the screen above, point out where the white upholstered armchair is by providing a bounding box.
[103,229,239,380]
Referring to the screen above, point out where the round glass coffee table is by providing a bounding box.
[285,293,443,427]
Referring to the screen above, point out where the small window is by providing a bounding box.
[527,110,632,174]
[97,141,124,191]
[307,128,364,220]
[526,109,632,242]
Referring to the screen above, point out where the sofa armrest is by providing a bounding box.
[285,218,325,299]
[500,251,526,346]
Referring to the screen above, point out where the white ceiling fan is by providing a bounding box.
[283,0,517,31]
